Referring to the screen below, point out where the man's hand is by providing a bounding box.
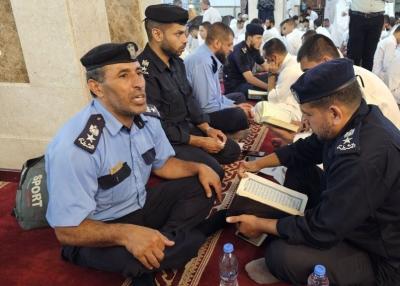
[237,103,254,119]
[207,127,227,145]
[268,126,296,145]
[265,60,280,74]
[199,137,225,153]
[198,164,222,202]
[238,160,261,178]
[123,225,175,270]
[226,215,263,238]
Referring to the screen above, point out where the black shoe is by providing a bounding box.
[196,209,228,237]
[131,272,155,286]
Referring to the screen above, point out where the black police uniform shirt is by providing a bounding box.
[275,100,400,270]
[223,41,265,92]
[137,44,209,145]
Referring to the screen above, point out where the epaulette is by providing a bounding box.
[74,114,105,154]
[335,125,361,155]
[143,104,161,119]
[140,59,149,75]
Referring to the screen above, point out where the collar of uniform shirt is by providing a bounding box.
[334,99,368,140]
[93,99,147,135]
[142,44,178,73]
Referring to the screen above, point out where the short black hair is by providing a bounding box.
[262,38,287,57]
[307,80,362,110]
[301,29,317,43]
[144,19,165,41]
[250,18,264,25]
[86,67,105,97]
[206,22,234,45]
[188,24,199,33]
[281,18,296,27]
[297,34,340,62]
[314,18,322,27]
[266,18,275,25]
[389,17,397,27]
[200,21,212,30]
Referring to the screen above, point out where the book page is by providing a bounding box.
[260,102,292,123]
[254,102,299,132]
[249,89,268,96]
[236,173,308,215]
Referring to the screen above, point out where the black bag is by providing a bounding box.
[14,155,49,230]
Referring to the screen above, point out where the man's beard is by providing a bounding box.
[161,42,184,57]
[315,121,335,141]
[215,51,227,65]
[249,42,259,51]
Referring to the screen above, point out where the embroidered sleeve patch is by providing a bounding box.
[74,114,105,154]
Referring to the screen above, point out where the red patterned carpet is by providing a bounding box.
[0,123,289,286]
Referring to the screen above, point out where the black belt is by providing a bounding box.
[350,10,384,18]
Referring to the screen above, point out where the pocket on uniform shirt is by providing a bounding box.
[141,147,156,165]
[163,87,187,116]
[97,162,131,190]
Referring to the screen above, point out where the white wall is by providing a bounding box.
[0,0,111,169]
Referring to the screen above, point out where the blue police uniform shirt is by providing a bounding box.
[45,99,175,227]
[184,44,235,113]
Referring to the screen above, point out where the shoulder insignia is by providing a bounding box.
[241,47,247,54]
[141,59,149,75]
[74,114,105,154]
[143,104,161,119]
[335,126,361,155]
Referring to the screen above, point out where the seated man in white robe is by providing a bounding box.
[280,18,304,56]
[373,25,400,84]
[254,38,303,122]
[263,18,282,43]
[298,34,400,129]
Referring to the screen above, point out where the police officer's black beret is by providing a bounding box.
[291,58,356,104]
[145,4,188,25]
[80,42,138,71]
[246,23,264,36]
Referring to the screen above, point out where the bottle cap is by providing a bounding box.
[223,243,234,253]
[314,264,326,277]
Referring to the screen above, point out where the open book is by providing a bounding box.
[248,89,268,100]
[236,173,308,216]
[255,101,299,132]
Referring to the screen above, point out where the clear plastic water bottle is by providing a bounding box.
[307,264,329,286]
[219,243,239,286]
